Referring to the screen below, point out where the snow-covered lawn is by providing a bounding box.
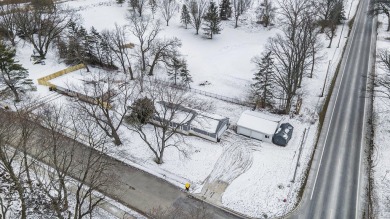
[6,0,360,217]
[373,14,390,219]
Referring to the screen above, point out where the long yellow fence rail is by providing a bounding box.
[37,64,111,109]
[37,63,85,86]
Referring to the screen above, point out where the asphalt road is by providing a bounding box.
[289,0,375,218]
[4,111,241,219]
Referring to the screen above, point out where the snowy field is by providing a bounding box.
[373,14,390,219]
[7,0,360,218]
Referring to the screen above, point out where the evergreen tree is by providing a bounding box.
[251,51,275,109]
[127,97,155,124]
[330,1,346,25]
[0,42,34,102]
[180,60,192,87]
[90,26,108,66]
[202,1,221,39]
[219,0,232,20]
[181,4,191,29]
[117,0,125,4]
[167,57,183,85]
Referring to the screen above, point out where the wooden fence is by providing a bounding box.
[37,63,85,87]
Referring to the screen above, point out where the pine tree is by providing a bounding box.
[219,0,232,20]
[116,0,125,4]
[167,57,183,85]
[127,97,155,124]
[251,51,275,109]
[202,1,221,39]
[89,26,104,65]
[180,60,192,87]
[0,42,34,102]
[331,1,346,25]
[181,4,191,29]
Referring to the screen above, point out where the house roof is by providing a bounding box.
[155,101,229,134]
[237,110,280,135]
[191,114,225,133]
[154,102,195,124]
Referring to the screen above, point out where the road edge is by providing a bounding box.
[361,11,378,219]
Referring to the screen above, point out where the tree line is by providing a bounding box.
[0,104,112,219]
[251,0,346,114]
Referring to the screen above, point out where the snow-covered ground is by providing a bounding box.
[373,14,390,219]
[1,146,145,219]
[6,0,360,218]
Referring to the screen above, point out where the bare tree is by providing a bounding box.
[126,79,203,164]
[104,24,135,80]
[73,72,136,146]
[160,0,178,26]
[232,0,251,28]
[149,0,158,18]
[128,15,161,91]
[0,106,57,219]
[33,106,77,218]
[266,0,318,113]
[324,1,344,48]
[256,0,276,27]
[376,49,390,99]
[0,112,28,219]
[316,0,338,32]
[130,0,148,17]
[369,0,390,31]
[33,105,112,219]
[187,0,208,34]
[148,37,182,76]
[66,111,112,219]
[13,101,42,189]
[0,4,19,46]
[14,3,76,58]
[127,15,181,88]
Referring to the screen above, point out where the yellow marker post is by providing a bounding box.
[185,183,190,191]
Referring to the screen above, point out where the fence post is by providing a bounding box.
[292,128,307,183]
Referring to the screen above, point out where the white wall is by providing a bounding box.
[237,126,273,143]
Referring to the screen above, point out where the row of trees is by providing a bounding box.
[251,0,345,114]
[0,2,76,58]
[0,100,215,216]
[0,0,195,165]
[122,0,273,39]
[68,70,199,163]
[179,0,221,38]
[0,104,112,219]
[57,23,118,71]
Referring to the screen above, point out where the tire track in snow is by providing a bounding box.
[200,129,261,204]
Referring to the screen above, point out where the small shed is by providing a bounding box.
[236,110,280,143]
[272,123,294,146]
